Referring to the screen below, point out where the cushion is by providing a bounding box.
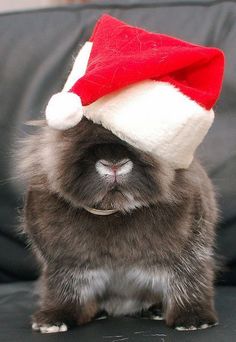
[0,282,235,341]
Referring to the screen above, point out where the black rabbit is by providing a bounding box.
[19,117,218,333]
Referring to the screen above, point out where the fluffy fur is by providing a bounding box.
[19,118,218,333]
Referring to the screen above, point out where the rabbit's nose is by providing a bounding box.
[96,159,133,178]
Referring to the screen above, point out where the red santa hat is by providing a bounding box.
[46,14,224,169]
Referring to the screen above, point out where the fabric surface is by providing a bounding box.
[73,14,224,109]
[0,1,235,285]
[0,282,235,342]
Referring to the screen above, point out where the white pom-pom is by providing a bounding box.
[45,92,83,130]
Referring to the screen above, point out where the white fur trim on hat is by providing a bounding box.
[46,92,83,130]
[84,80,214,169]
[46,42,93,130]
[63,42,93,92]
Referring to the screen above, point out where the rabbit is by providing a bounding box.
[19,117,218,333]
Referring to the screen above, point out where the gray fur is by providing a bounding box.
[18,118,218,332]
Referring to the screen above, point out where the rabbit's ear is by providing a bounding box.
[25,120,47,127]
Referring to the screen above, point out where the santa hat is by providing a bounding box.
[45,14,224,169]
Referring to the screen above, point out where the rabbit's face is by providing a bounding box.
[49,118,174,211]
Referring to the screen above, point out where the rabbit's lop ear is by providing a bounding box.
[25,120,47,127]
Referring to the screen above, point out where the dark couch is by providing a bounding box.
[0,0,236,341]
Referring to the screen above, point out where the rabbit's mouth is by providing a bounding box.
[91,187,144,214]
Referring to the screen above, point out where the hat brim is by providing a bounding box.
[84,80,214,169]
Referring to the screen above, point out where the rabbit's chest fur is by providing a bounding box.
[78,267,167,315]
[26,188,188,269]
[26,189,192,315]
[20,122,218,329]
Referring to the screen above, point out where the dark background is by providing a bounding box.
[0,0,235,286]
